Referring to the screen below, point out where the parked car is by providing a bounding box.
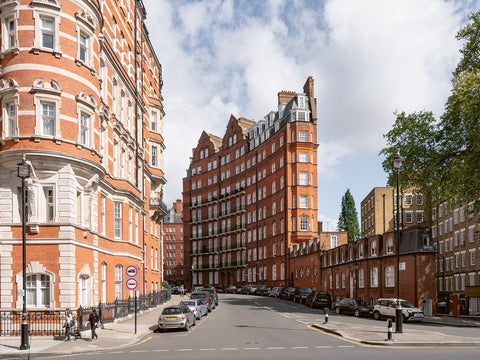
[241,285,257,294]
[190,291,215,312]
[269,287,283,298]
[293,287,313,304]
[204,287,219,306]
[254,285,267,296]
[373,298,424,322]
[334,298,373,317]
[240,285,251,294]
[179,299,208,320]
[305,291,332,309]
[225,285,237,294]
[158,305,195,331]
[279,287,295,300]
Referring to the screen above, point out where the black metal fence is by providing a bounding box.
[0,290,171,337]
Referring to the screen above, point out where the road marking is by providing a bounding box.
[177,348,193,351]
[199,348,215,351]
[267,347,285,350]
[338,345,355,348]
[221,347,239,350]
[244,347,261,350]
[108,351,125,353]
[153,349,170,352]
[316,346,332,348]
[130,350,147,353]
[292,346,308,349]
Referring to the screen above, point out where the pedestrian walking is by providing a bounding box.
[64,308,76,341]
[88,308,99,342]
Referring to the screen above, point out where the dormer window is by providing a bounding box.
[298,95,305,108]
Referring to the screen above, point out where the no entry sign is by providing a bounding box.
[125,265,139,291]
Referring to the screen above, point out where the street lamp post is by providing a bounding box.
[17,154,31,350]
[353,239,358,300]
[392,148,404,333]
[353,261,359,300]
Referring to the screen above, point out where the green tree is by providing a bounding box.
[337,189,360,243]
[381,10,480,214]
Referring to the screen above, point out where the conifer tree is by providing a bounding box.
[337,189,360,243]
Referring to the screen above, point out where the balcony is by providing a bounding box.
[150,196,168,220]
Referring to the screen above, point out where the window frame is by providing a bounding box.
[114,201,122,239]
[32,8,62,57]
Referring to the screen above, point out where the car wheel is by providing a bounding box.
[354,309,360,318]
[193,317,196,326]
[184,321,189,331]
[373,311,381,320]
[335,307,340,314]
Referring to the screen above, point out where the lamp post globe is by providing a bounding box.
[16,154,31,350]
[392,148,404,333]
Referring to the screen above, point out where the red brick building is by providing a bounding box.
[183,77,319,289]
[290,229,437,312]
[0,0,167,310]
[163,200,185,286]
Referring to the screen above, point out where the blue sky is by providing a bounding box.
[143,0,479,229]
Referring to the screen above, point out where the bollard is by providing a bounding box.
[323,308,329,324]
[386,318,393,341]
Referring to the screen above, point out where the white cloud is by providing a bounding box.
[143,0,479,218]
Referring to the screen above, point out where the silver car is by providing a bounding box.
[158,305,196,331]
[179,299,208,320]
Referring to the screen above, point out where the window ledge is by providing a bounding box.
[0,135,20,145]
[0,47,19,59]
[32,46,62,58]
[75,58,97,75]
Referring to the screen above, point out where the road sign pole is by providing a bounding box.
[135,291,137,334]
[125,264,139,335]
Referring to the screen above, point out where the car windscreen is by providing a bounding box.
[180,301,195,306]
[162,308,182,315]
[400,300,416,308]
[190,293,206,298]
[298,287,312,293]
[356,299,369,307]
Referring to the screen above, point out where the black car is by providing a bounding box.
[305,291,332,309]
[254,285,266,296]
[279,287,295,301]
[334,298,373,317]
[293,287,313,304]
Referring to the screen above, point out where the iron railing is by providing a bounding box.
[0,290,171,337]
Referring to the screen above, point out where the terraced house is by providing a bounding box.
[183,77,319,289]
[0,0,167,311]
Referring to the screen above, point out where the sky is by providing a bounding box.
[143,0,479,231]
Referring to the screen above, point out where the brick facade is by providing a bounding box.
[0,0,167,310]
[183,77,319,289]
[290,230,437,313]
[163,200,186,286]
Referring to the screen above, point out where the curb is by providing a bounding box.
[311,324,480,348]
[0,327,155,359]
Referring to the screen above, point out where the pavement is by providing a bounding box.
[312,315,480,347]
[1,297,480,359]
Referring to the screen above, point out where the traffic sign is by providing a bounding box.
[125,265,139,291]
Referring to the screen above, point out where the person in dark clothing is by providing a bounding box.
[88,308,99,342]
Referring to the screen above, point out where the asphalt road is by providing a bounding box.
[40,293,480,360]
